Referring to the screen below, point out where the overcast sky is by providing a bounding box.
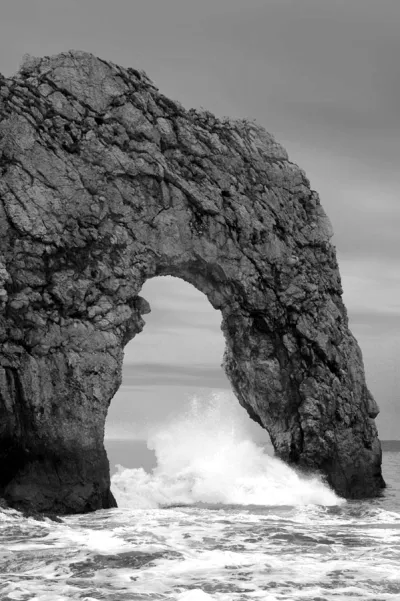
[0,0,399,440]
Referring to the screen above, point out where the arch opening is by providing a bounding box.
[105,275,272,480]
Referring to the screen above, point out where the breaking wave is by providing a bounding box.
[111,391,343,509]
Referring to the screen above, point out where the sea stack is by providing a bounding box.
[0,51,385,513]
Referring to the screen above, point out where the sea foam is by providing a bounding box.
[111,391,343,508]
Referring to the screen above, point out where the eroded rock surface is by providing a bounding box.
[0,51,384,513]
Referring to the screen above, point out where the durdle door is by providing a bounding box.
[0,51,384,513]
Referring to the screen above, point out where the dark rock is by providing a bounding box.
[0,51,385,513]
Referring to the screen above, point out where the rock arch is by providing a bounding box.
[0,52,384,513]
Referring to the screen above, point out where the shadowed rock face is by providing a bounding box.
[0,51,384,513]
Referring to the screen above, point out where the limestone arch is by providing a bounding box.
[0,51,384,513]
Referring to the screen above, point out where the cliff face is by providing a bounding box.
[0,51,384,513]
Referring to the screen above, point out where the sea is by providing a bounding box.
[1,392,399,601]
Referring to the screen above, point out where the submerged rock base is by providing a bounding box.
[0,51,384,513]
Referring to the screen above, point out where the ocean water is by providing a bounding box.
[1,393,400,601]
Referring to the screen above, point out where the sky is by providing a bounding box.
[0,0,399,439]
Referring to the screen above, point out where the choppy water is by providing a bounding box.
[1,393,400,601]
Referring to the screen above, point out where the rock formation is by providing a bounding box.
[0,51,384,513]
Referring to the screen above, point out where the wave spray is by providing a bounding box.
[111,391,343,508]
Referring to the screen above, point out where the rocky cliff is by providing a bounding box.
[0,51,384,513]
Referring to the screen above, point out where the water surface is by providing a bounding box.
[1,393,399,600]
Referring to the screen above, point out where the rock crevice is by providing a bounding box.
[0,51,384,513]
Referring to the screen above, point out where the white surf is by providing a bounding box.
[111,391,343,508]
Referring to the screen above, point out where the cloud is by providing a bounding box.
[349,312,400,337]
[341,259,400,317]
[122,363,230,389]
[137,276,222,334]
[124,277,225,367]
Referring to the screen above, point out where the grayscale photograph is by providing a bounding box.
[0,1,399,599]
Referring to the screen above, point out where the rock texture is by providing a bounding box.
[0,51,384,513]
